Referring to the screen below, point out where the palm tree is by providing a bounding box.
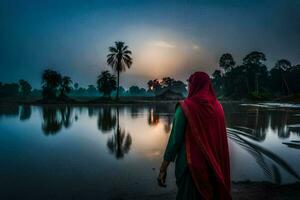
[59,76,72,97]
[107,41,133,100]
[41,69,62,99]
[97,70,117,97]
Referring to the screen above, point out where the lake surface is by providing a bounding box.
[0,103,300,199]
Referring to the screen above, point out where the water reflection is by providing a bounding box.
[147,104,174,133]
[41,106,73,135]
[282,141,300,149]
[107,127,132,159]
[227,128,300,184]
[223,104,300,141]
[97,107,116,133]
[19,105,31,121]
[1,103,300,184]
[0,105,19,117]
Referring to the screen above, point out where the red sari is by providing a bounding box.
[180,72,231,200]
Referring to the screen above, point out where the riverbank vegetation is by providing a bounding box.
[211,52,300,101]
[1,44,300,104]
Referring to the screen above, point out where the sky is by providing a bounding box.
[1,0,300,89]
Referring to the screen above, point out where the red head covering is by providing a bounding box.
[180,72,231,200]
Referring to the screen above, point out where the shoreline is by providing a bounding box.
[1,97,300,106]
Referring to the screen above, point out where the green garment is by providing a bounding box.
[164,106,202,200]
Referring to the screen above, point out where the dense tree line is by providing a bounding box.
[0,80,35,98]
[147,77,187,96]
[212,51,300,100]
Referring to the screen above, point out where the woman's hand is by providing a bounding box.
[157,169,167,187]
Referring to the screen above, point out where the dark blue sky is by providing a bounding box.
[1,0,300,88]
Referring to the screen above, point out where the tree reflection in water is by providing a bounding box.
[223,104,300,141]
[97,106,116,133]
[19,105,31,121]
[0,105,19,117]
[106,107,132,159]
[147,104,174,134]
[41,106,73,135]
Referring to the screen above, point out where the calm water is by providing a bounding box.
[0,103,300,199]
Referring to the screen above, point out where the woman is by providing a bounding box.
[157,72,231,200]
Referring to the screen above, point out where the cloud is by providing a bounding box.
[149,40,176,48]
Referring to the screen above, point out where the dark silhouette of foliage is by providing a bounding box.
[42,106,62,135]
[106,107,132,159]
[128,85,146,96]
[243,51,268,94]
[270,59,292,95]
[59,76,72,97]
[41,106,73,135]
[107,41,133,99]
[97,70,117,97]
[41,69,73,100]
[212,70,223,96]
[74,83,79,90]
[19,105,31,121]
[147,77,187,97]
[41,69,62,99]
[18,79,32,97]
[86,85,98,96]
[147,79,161,92]
[219,53,235,72]
[0,83,19,97]
[97,107,117,133]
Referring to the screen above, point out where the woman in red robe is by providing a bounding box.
[158,72,231,200]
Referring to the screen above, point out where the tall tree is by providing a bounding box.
[243,51,267,93]
[74,83,79,90]
[212,70,223,96]
[41,69,62,99]
[18,79,32,97]
[273,59,292,94]
[59,76,72,97]
[97,70,117,97]
[107,41,133,100]
[219,53,235,72]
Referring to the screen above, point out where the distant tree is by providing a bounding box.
[289,64,300,93]
[41,69,62,99]
[147,79,161,92]
[0,83,19,97]
[212,70,223,96]
[129,86,140,95]
[107,41,133,100]
[270,59,292,95]
[87,85,98,96]
[59,76,72,97]
[243,51,268,94]
[161,77,175,88]
[170,80,187,96]
[219,53,235,72]
[97,71,117,97]
[243,51,266,66]
[18,79,32,96]
[74,83,79,90]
